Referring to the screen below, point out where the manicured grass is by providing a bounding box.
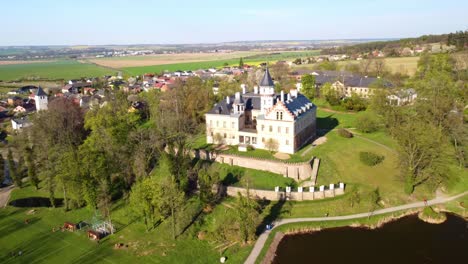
[0,183,252,264]
[0,60,115,81]
[213,163,297,190]
[311,130,412,205]
[316,108,357,129]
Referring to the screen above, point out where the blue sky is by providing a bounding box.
[1,0,467,45]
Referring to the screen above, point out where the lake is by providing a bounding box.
[273,214,467,264]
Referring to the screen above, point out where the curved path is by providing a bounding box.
[244,191,468,264]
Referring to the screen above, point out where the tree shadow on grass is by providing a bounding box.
[9,197,63,208]
[316,114,339,136]
[256,199,286,236]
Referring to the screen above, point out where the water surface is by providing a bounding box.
[273,214,467,264]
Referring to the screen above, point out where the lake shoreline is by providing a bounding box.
[265,209,466,263]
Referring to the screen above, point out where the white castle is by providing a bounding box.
[205,68,317,154]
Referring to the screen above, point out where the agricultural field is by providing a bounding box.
[121,50,320,76]
[0,60,55,65]
[0,60,116,81]
[294,56,420,76]
[88,51,269,68]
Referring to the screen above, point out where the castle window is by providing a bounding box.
[231,122,235,129]
[269,126,272,132]
[223,133,227,138]
[286,127,289,134]
[223,121,226,128]
[216,121,219,127]
[252,137,257,144]
[286,139,289,145]
[276,111,283,120]
[239,136,244,143]
[262,137,265,143]
[278,126,281,133]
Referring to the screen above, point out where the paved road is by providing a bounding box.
[0,185,14,208]
[244,191,468,264]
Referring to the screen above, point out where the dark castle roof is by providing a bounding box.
[207,92,315,119]
[35,86,47,97]
[259,68,274,87]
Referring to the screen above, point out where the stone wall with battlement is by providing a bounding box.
[224,183,345,201]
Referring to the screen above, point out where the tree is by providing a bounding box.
[372,59,387,77]
[356,112,380,133]
[0,154,4,185]
[130,177,158,231]
[154,175,185,239]
[24,147,39,190]
[213,133,224,145]
[395,120,448,194]
[198,169,219,204]
[7,149,21,188]
[321,82,342,105]
[234,191,260,244]
[264,138,279,153]
[239,57,244,68]
[301,74,316,100]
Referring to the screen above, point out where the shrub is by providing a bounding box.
[356,112,380,133]
[359,151,385,166]
[337,128,353,138]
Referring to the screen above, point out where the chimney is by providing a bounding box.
[280,90,284,102]
[254,86,259,94]
[235,92,240,99]
[226,96,230,104]
[241,84,247,94]
[287,93,291,101]
[290,89,298,99]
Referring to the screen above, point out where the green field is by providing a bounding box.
[0,183,252,264]
[0,60,115,81]
[122,50,321,76]
[294,56,420,76]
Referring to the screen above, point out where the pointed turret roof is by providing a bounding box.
[259,67,274,87]
[35,86,47,97]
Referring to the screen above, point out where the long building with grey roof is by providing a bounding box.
[205,68,317,154]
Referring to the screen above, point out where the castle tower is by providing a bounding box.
[35,86,48,111]
[233,92,245,114]
[259,67,275,113]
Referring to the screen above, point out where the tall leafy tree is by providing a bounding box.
[7,149,21,188]
[301,74,316,100]
[24,147,39,190]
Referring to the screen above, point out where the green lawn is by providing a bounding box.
[316,108,357,129]
[0,60,115,81]
[212,163,297,190]
[0,183,252,264]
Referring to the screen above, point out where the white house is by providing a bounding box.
[11,117,32,131]
[387,89,417,106]
[205,68,317,154]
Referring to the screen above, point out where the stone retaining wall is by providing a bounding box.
[225,183,345,201]
[192,149,315,182]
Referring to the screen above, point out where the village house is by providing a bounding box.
[330,76,393,98]
[11,116,32,131]
[205,68,317,154]
[387,88,417,106]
